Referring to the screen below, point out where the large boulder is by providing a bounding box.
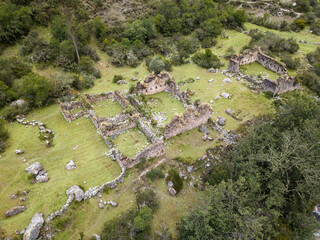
[15,149,24,155]
[5,206,26,217]
[220,92,230,99]
[23,213,44,240]
[168,187,176,196]
[35,170,49,183]
[25,162,43,175]
[216,116,226,126]
[66,185,85,202]
[65,160,76,170]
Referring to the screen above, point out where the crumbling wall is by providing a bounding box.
[227,47,287,75]
[164,103,213,139]
[85,92,113,104]
[136,72,171,95]
[129,140,166,168]
[262,75,301,94]
[137,119,157,143]
[114,90,130,109]
[60,101,85,123]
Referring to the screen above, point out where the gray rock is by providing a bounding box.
[207,68,215,73]
[11,99,27,107]
[220,92,230,99]
[107,200,118,207]
[167,181,174,187]
[65,160,76,170]
[117,80,127,85]
[66,185,85,202]
[25,162,43,175]
[214,96,219,100]
[5,206,26,217]
[208,79,214,83]
[199,125,209,134]
[23,213,44,240]
[132,77,138,81]
[168,187,176,196]
[223,78,232,83]
[226,109,233,115]
[187,166,194,173]
[15,149,24,155]
[217,116,226,126]
[36,170,49,183]
[92,234,101,240]
[98,203,104,209]
[196,77,200,80]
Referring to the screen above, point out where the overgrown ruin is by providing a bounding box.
[227,47,301,94]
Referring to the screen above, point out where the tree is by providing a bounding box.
[192,49,223,69]
[19,73,52,106]
[148,56,165,74]
[200,18,223,38]
[51,16,69,42]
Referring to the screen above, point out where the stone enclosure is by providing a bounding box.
[227,47,301,94]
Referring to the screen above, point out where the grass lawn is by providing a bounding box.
[164,126,219,163]
[240,62,280,81]
[145,92,186,126]
[92,99,123,118]
[0,104,121,235]
[113,128,149,158]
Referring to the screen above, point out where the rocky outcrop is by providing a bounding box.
[23,213,44,240]
[25,162,43,175]
[164,103,213,139]
[66,185,85,202]
[65,160,76,170]
[5,206,26,217]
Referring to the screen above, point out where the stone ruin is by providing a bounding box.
[227,47,301,94]
[60,101,85,123]
[164,103,213,139]
[227,47,287,75]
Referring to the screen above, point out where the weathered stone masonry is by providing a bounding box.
[164,103,213,139]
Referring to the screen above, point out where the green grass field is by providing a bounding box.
[92,99,123,118]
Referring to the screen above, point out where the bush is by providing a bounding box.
[146,168,165,182]
[113,75,123,83]
[192,49,224,69]
[0,120,9,153]
[148,56,165,74]
[136,189,159,211]
[281,55,300,70]
[1,104,29,122]
[167,168,183,194]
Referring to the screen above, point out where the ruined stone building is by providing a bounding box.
[164,103,213,139]
[227,47,301,94]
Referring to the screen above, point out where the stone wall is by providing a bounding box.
[262,75,301,94]
[227,47,287,75]
[129,139,166,168]
[114,90,130,109]
[85,92,113,104]
[136,72,171,95]
[60,101,85,123]
[164,103,213,139]
[137,119,157,143]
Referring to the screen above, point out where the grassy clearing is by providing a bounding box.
[0,104,121,235]
[240,62,280,81]
[113,128,149,158]
[92,99,123,118]
[164,126,219,163]
[145,92,186,126]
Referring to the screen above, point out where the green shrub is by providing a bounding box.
[136,189,159,211]
[167,168,183,194]
[54,218,69,229]
[192,49,224,69]
[113,75,123,83]
[146,168,165,181]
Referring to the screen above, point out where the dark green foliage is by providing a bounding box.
[181,92,320,239]
[0,120,9,153]
[113,75,123,83]
[248,29,299,55]
[17,73,52,107]
[92,17,108,41]
[200,18,223,38]
[167,168,183,194]
[0,57,31,87]
[280,55,300,70]
[54,218,69,229]
[134,206,153,232]
[1,104,29,122]
[77,56,101,78]
[51,16,69,42]
[311,20,320,35]
[192,49,224,69]
[306,47,320,64]
[148,56,165,74]
[298,70,320,96]
[0,2,33,43]
[146,168,165,182]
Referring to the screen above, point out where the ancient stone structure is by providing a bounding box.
[164,103,213,139]
[5,206,26,217]
[227,47,301,94]
[227,47,287,75]
[136,72,172,95]
[60,101,85,123]
[85,92,113,105]
[261,75,301,94]
[114,90,130,109]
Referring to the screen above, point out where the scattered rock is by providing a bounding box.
[36,170,49,183]
[107,200,118,207]
[220,92,230,99]
[187,166,193,173]
[217,116,226,126]
[223,78,232,83]
[196,77,200,80]
[5,206,26,217]
[208,79,214,83]
[168,187,176,196]
[23,213,44,240]
[15,149,24,155]
[25,162,43,175]
[66,185,85,202]
[214,96,219,100]
[92,234,101,240]
[65,160,76,170]
[73,145,79,150]
[199,125,209,134]
[225,109,233,115]
[167,181,174,187]
[132,77,138,81]
[98,203,104,209]
[117,80,127,85]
